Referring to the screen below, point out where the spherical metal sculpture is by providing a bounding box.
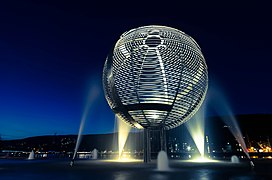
[103,25,208,130]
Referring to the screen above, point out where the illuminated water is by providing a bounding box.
[157,151,170,171]
[116,115,131,159]
[185,105,206,159]
[185,86,251,164]
[92,149,98,159]
[72,104,90,160]
[231,155,239,163]
[72,86,99,160]
[209,88,251,161]
[221,109,251,160]
[27,150,35,160]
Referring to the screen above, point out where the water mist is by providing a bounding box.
[209,86,253,166]
[71,85,99,164]
[186,105,206,159]
[116,115,131,159]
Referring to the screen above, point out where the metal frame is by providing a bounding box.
[103,25,208,131]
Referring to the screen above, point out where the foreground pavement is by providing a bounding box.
[0,158,271,179]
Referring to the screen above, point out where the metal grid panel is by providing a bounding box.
[103,25,208,130]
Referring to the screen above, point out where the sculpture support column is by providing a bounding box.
[144,129,151,163]
[160,127,167,152]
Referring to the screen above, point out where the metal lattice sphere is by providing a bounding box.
[103,25,208,130]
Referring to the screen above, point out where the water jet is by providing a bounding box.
[92,149,98,159]
[231,155,239,163]
[72,86,99,162]
[157,151,170,171]
[27,150,35,160]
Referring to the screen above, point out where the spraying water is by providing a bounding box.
[28,150,35,160]
[209,86,253,166]
[157,151,170,171]
[72,86,99,162]
[92,149,98,159]
[186,105,206,158]
[231,155,239,163]
[116,115,131,159]
[220,107,251,160]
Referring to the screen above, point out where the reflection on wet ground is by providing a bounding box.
[0,159,271,180]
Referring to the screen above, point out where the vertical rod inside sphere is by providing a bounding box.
[160,128,167,152]
[144,129,151,163]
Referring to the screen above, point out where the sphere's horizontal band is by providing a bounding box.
[124,103,172,112]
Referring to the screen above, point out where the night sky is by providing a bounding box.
[0,0,271,139]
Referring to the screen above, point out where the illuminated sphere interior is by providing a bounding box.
[103,25,208,130]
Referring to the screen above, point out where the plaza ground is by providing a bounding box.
[1,158,272,179]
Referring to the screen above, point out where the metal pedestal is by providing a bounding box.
[143,129,151,163]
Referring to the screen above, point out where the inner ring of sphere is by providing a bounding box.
[144,36,162,47]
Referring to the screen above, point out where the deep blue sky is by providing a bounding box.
[0,0,271,139]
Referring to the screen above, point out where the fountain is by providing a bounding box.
[185,89,250,164]
[103,25,208,163]
[231,155,239,163]
[217,105,249,158]
[27,150,35,160]
[71,86,99,166]
[185,105,206,160]
[116,115,131,159]
[221,112,255,168]
[209,87,254,167]
[157,151,170,171]
[92,149,98,159]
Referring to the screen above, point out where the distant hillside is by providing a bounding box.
[1,114,271,152]
[0,133,143,152]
